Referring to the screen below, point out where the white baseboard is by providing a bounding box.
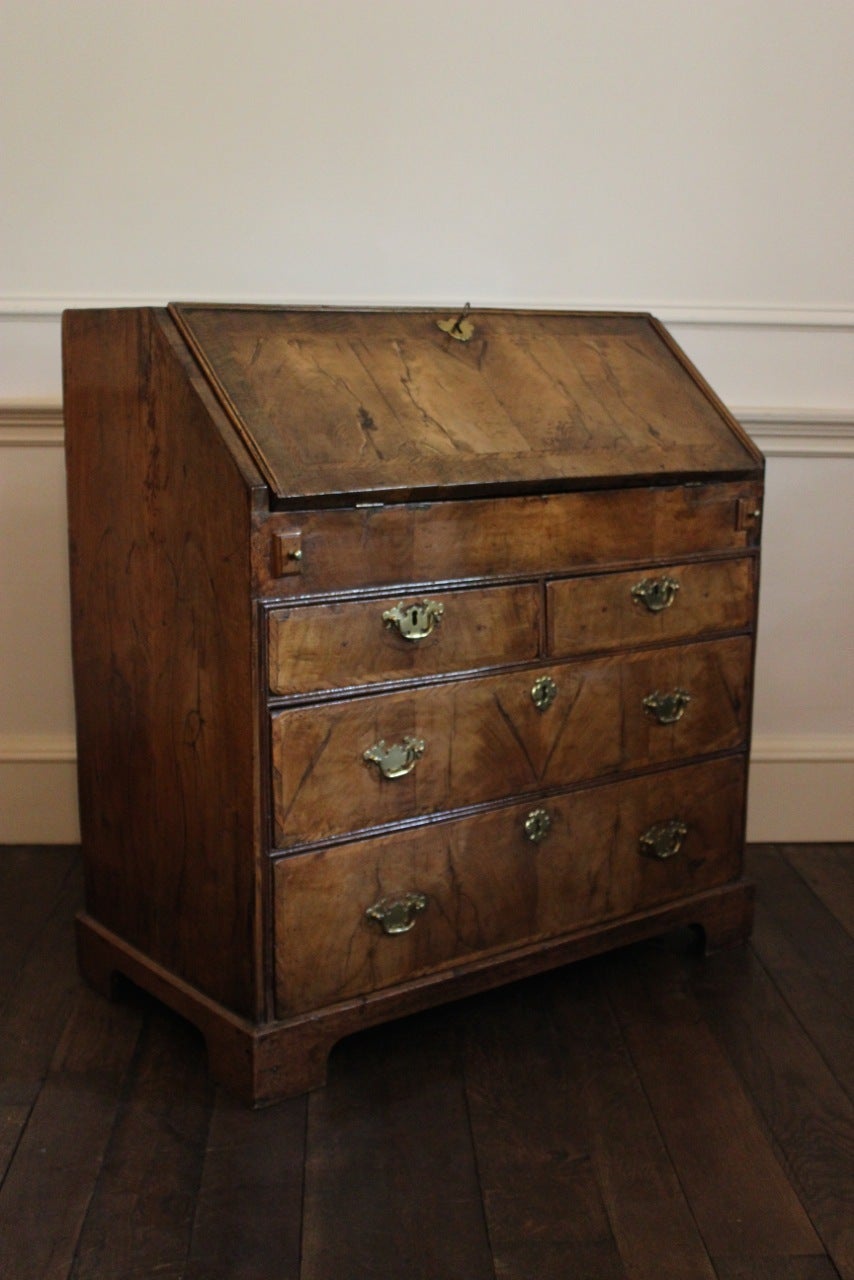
[0,765,80,844]
[1,737,850,846]
[746,736,854,842]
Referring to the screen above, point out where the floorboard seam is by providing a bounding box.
[598,965,719,1277]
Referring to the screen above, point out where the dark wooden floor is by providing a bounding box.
[0,845,851,1280]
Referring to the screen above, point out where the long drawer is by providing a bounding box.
[254,481,762,598]
[270,635,751,847]
[273,756,746,1016]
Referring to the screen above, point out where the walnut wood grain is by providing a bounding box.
[271,636,751,847]
[253,480,763,598]
[267,583,540,695]
[63,309,264,1018]
[273,757,745,1015]
[172,307,761,504]
[547,556,755,657]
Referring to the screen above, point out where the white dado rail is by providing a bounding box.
[1,303,852,844]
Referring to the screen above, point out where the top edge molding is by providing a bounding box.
[1,297,853,330]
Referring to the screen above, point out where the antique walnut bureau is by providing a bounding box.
[63,305,763,1105]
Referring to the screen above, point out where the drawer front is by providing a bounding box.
[273,756,746,1015]
[270,636,751,847]
[267,583,540,696]
[254,481,763,598]
[547,557,754,658]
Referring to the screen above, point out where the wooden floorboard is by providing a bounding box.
[601,942,824,1267]
[0,843,850,1280]
[780,844,854,937]
[301,1010,494,1280]
[0,856,86,1181]
[461,976,626,1280]
[184,1090,307,1280]
[551,964,720,1280]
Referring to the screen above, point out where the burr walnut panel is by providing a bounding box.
[270,636,751,848]
[273,757,746,1016]
[267,583,541,696]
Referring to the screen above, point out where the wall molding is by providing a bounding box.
[0,403,64,445]
[2,298,854,329]
[737,409,854,457]
[2,738,850,844]
[2,402,853,458]
[1,731,850,769]
[0,734,77,763]
[750,734,854,763]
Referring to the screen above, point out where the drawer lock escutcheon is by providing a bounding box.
[366,891,428,935]
[524,808,552,843]
[363,736,426,779]
[631,574,680,613]
[643,689,691,724]
[382,599,444,641]
[436,303,475,343]
[639,819,689,860]
[531,675,558,711]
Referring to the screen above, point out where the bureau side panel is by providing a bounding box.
[63,308,261,1018]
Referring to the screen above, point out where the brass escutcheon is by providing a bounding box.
[631,574,680,613]
[524,808,552,843]
[531,675,558,711]
[638,819,689,860]
[382,599,444,641]
[643,689,691,724]
[363,736,426,779]
[436,303,475,343]
[365,891,428,935]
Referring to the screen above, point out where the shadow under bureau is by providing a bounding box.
[63,305,763,1104]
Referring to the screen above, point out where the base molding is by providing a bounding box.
[746,752,854,842]
[0,756,80,843]
[77,882,754,1107]
[3,746,851,845]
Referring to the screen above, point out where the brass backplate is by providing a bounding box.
[363,736,426,779]
[639,819,689,860]
[383,599,444,641]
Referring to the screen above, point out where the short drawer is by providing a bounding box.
[270,635,751,847]
[547,557,754,657]
[273,756,746,1015]
[267,583,540,696]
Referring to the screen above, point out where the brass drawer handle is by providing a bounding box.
[382,599,444,641]
[632,574,680,613]
[364,736,425,779]
[643,689,691,724]
[639,819,689,860]
[524,808,552,843]
[531,675,558,711]
[366,891,428,935]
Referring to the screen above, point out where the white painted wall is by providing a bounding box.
[2,0,852,841]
